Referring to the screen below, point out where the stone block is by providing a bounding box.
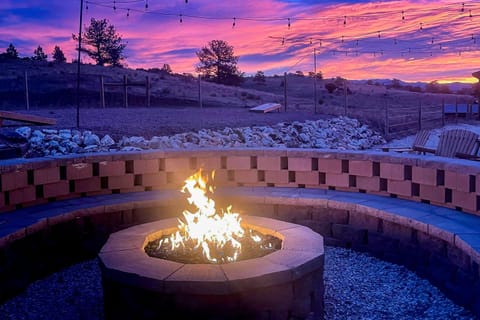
[445,171,470,193]
[9,186,36,205]
[257,157,281,171]
[1,171,28,191]
[349,160,373,177]
[196,157,222,171]
[226,156,251,170]
[66,163,92,180]
[387,179,411,197]
[33,167,60,185]
[99,161,125,177]
[452,190,477,212]
[419,184,445,203]
[295,171,319,186]
[141,173,167,188]
[75,177,101,193]
[287,157,311,171]
[108,174,135,190]
[417,230,446,255]
[356,176,379,191]
[164,158,190,172]
[349,211,379,232]
[133,159,159,174]
[234,170,259,184]
[331,223,366,244]
[264,170,289,184]
[379,163,404,180]
[325,173,349,188]
[43,181,70,198]
[382,220,413,242]
[412,167,436,186]
[318,159,342,174]
[312,207,349,225]
[368,231,399,256]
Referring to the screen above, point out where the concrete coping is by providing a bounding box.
[98,216,324,295]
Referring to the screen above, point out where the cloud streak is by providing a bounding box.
[0,0,479,82]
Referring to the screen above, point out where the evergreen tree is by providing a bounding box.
[52,45,67,63]
[32,45,47,61]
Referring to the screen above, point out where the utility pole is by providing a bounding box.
[313,48,317,114]
[76,0,84,128]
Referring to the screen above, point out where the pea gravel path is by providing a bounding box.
[0,247,476,320]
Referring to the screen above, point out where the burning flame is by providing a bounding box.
[161,169,245,263]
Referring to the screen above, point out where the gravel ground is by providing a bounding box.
[0,246,475,320]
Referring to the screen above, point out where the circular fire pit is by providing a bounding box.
[99,216,324,320]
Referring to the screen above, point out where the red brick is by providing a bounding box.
[287,157,311,171]
[318,159,342,174]
[387,180,412,197]
[380,163,403,180]
[141,173,167,188]
[43,181,70,198]
[452,190,477,212]
[295,171,319,185]
[75,177,101,193]
[257,157,281,170]
[66,163,92,180]
[34,167,60,185]
[325,173,349,188]
[108,174,135,189]
[356,176,380,191]
[1,171,28,191]
[412,167,436,186]
[9,186,36,205]
[99,161,125,176]
[133,159,159,174]
[234,170,259,184]
[164,158,190,172]
[419,185,444,203]
[226,156,250,170]
[264,170,289,184]
[349,161,373,177]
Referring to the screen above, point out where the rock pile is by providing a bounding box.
[15,117,385,157]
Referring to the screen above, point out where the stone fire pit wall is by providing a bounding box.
[2,148,480,315]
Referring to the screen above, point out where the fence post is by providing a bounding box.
[198,75,203,108]
[344,80,347,116]
[146,76,150,107]
[384,99,389,137]
[455,97,458,123]
[441,99,445,126]
[100,76,105,108]
[123,75,128,108]
[24,71,30,110]
[418,100,422,130]
[284,72,287,111]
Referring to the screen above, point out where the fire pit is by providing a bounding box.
[99,170,324,319]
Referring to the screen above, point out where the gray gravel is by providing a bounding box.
[0,246,476,320]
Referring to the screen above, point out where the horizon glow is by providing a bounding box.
[0,0,479,83]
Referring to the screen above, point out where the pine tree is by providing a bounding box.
[52,45,67,63]
[32,45,47,61]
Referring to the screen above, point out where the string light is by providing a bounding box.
[113,0,116,11]
[469,9,473,18]
[145,0,148,9]
[127,8,130,17]
[341,35,344,43]
[419,22,423,30]
[232,17,236,28]
[179,13,183,23]
[343,16,347,26]
[377,31,381,38]
[461,2,465,12]
[287,18,291,29]
[401,10,405,21]
[282,37,285,46]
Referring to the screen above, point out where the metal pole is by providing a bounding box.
[313,48,317,114]
[284,72,287,112]
[198,75,203,108]
[123,75,128,108]
[100,76,105,108]
[76,0,84,128]
[24,71,30,110]
[344,79,347,116]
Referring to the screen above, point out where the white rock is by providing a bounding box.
[100,135,115,147]
[84,133,100,146]
[16,127,32,139]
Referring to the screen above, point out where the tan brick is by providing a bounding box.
[264,170,289,184]
[257,157,281,170]
[234,170,259,184]
[226,156,250,170]
[452,190,477,212]
[318,159,342,174]
[108,174,134,189]
[164,158,190,172]
[43,181,70,198]
[380,163,403,180]
[295,171,319,185]
[349,160,373,177]
[412,167,436,186]
[325,173,349,188]
[196,157,222,171]
[287,157,311,171]
[133,159,159,174]
[419,185,444,203]
[9,186,36,205]
[99,161,125,176]
[66,163,92,180]
[387,180,411,197]
[1,171,28,191]
[445,171,470,192]
[75,177,101,193]
[141,172,167,188]
[34,167,60,185]
[356,176,380,191]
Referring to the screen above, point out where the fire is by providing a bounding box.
[161,169,245,263]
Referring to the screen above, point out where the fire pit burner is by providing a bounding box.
[99,216,324,320]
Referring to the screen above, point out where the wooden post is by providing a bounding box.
[418,100,422,130]
[198,75,203,108]
[24,71,30,110]
[123,75,128,108]
[313,48,317,114]
[344,80,347,116]
[455,97,458,123]
[100,76,105,108]
[146,76,150,107]
[441,99,445,126]
[284,72,287,111]
[384,99,389,137]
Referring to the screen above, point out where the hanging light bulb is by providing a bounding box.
[185,0,188,3]
[431,37,434,44]
[180,14,183,23]
[341,35,344,43]
[461,2,465,13]
[377,31,381,38]
[232,17,236,28]
[86,2,89,10]
[343,16,347,26]
[287,18,291,29]
[401,10,405,22]
[469,9,473,18]
[281,37,285,46]
[113,0,116,11]
[419,22,423,30]
[127,9,130,17]
[145,0,148,10]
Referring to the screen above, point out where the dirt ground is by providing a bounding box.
[0,106,332,140]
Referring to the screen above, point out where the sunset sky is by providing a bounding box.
[1,0,479,83]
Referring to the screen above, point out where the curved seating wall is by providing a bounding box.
[1,148,480,315]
